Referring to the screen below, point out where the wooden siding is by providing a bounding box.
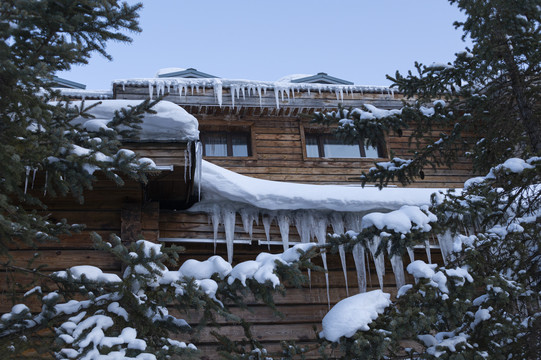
[195,115,473,187]
[159,211,442,359]
[1,142,187,313]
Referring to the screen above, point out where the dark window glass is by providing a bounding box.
[231,133,250,156]
[305,133,381,158]
[202,131,251,157]
[305,135,320,158]
[203,133,228,157]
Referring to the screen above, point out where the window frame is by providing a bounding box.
[199,122,256,159]
[300,125,387,160]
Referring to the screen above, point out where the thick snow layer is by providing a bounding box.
[68,100,199,141]
[191,160,442,213]
[276,74,313,82]
[155,67,186,77]
[319,290,391,342]
[54,88,113,99]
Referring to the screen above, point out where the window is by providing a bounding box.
[201,131,251,157]
[305,133,382,158]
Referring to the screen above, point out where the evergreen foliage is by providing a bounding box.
[0,0,150,253]
[315,0,541,358]
[0,2,320,359]
[0,236,317,359]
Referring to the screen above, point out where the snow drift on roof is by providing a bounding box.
[276,74,313,83]
[69,100,199,141]
[54,88,113,99]
[155,67,186,77]
[192,160,442,212]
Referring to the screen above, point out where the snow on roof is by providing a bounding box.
[192,160,442,213]
[276,74,313,83]
[114,77,394,109]
[54,88,113,99]
[69,100,199,141]
[155,67,186,77]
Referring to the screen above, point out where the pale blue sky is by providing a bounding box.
[60,0,469,89]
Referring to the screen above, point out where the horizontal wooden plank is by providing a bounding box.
[1,250,121,271]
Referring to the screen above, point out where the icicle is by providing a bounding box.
[307,88,310,96]
[436,231,454,265]
[352,244,367,293]
[366,250,373,288]
[24,166,30,194]
[190,85,194,95]
[277,213,290,251]
[313,215,330,307]
[425,240,432,264]
[274,88,280,109]
[195,142,202,200]
[262,213,274,250]
[339,88,344,101]
[184,141,192,180]
[183,148,188,182]
[231,86,236,109]
[222,207,236,263]
[31,168,37,189]
[148,83,154,100]
[257,86,263,107]
[389,254,405,289]
[368,236,385,289]
[214,82,223,107]
[209,205,221,254]
[345,213,362,232]
[388,242,405,289]
[407,247,415,263]
[241,86,245,100]
[294,211,313,286]
[240,208,257,239]
[331,213,349,296]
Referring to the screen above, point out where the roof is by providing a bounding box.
[51,76,86,89]
[157,67,218,79]
[290,72,353,85]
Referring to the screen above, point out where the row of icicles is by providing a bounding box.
[202,203,457,307]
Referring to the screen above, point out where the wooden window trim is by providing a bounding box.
[200,124,257,160]
[300,124,388,161]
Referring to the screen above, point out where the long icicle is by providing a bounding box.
[295,211,313,288]
[314,215,330,308]
[222,206,236,264]
[352,244,366,293]
[331,213,348,296]
[368,236,385,289]
[388,242,406,289]
[262,213,273,250]
[277,213,290,251]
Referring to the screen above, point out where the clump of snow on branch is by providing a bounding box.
[0,239,314,359]
[319,290,391,342]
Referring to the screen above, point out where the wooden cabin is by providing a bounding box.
[3,70,474,358]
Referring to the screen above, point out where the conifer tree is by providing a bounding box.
[0,3,320,358]
[315,0,541,358]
